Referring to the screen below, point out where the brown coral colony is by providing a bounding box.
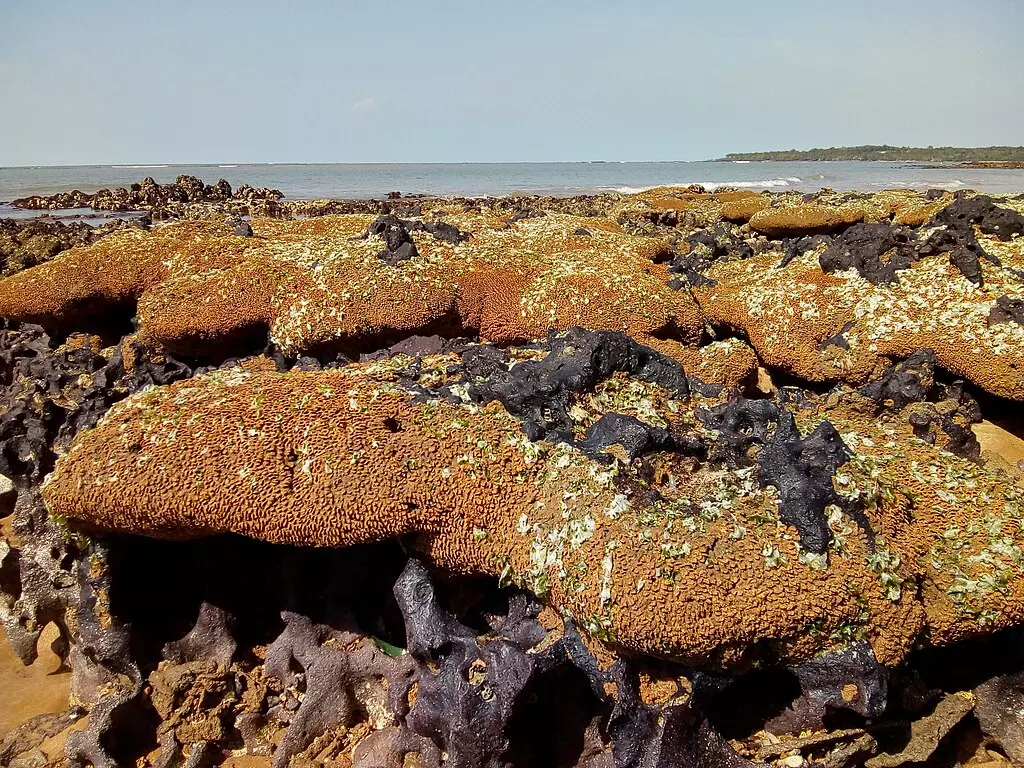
[2,182,1024,767]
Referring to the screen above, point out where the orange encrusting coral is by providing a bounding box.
[720,195,770,223]
[0,213,706,364]
[42,355,1024,669]
[0,220,250,327]
[671,338,759,390]
[748,204,865,237]
[692,232,1024,400]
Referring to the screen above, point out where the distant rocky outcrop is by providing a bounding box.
[11,175,285,220]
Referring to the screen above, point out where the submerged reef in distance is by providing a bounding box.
[1,180,1024,767]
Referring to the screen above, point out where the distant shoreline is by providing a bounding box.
[719,145,1024,163]
[6,160,1024,203]
[921,161,1024,170]
[720,160,1024,170]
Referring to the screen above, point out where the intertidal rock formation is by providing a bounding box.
[693,197,1024,399]
[11,175,283,218]
[743,190,956,237]
[44,330,1024,669]
[0,330,757,765]
[0,323,192,667]
[0,212,709,368]
[748,203,866,238]
[0,217,138,277]
[611,188,767,231]
[4,185,1024,767]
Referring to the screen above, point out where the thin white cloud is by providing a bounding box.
[351,97,376,114]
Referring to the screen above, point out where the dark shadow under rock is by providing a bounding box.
[608,662,764,768]
[765,642,888,734]
[161,602,237,668]
[65,541,147,768]
[861,349,937,410]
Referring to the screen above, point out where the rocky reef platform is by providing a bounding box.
[1,183,1024,767]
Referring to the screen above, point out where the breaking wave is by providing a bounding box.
[868,178,966,189]
[110,165,169,169]
[598,177,803,194]
[729,177,802,188]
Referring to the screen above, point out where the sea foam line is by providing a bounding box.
[598,178,802,194]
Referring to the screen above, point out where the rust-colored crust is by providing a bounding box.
[693,226,1024,400]
[0,213,705,363]
[43,355,1024,669]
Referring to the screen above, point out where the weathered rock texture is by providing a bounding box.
[0,217,136,277]
[0,322,192,672]
[694,197,1024,400]
[11,175,284,219]
[44,331,1024,670]
[3,186,1024,768]
[0,213,713,370]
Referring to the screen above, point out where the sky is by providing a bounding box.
[1,0,1022,165]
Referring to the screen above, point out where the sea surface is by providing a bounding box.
[3,161,1024,206]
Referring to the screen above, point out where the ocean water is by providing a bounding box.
[3,161,1024,205]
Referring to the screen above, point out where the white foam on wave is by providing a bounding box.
[110,165,169,169]
[868,179,966,189]
[598,177,804,194]
[598,185,658,194]
[219,165,237,168]
[728,178,802,188]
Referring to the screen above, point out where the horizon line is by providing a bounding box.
[1,160,717,170]
[6,144,1024,170]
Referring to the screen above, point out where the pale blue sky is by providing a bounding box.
[1,0,1021,165]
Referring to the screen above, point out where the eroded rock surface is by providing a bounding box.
[40,331,1024,673]
[2,187,1024,768]
[0,213,708,370]
[694,196,1024,399]
[12,175,284,220]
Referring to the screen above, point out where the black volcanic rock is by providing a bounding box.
[818,222,917,284]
